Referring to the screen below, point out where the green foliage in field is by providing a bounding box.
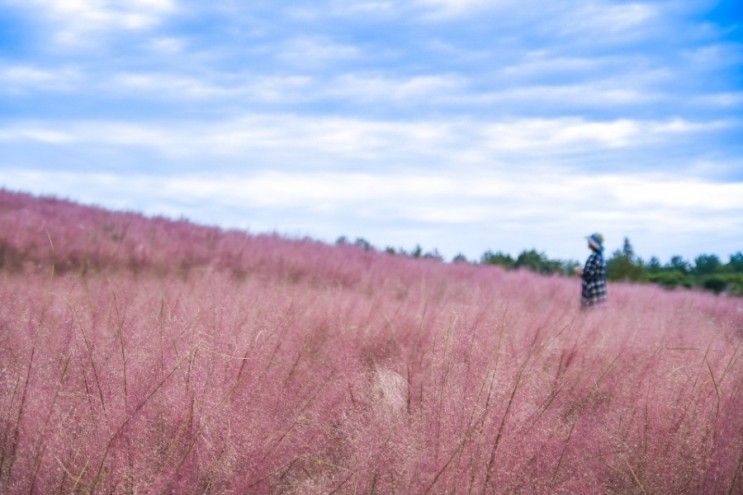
[478,237,742,297]
[599,238,742,295]
[602,238,743,295]
[481,249,579,276]
[346,234,742,297]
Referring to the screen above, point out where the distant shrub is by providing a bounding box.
[606,239,645,281]
[694,253,722,275]
[423,248,443,261]
[481,250,514,268]
[647,270,692,289]
[354,237,374,251]
[702,273,743,295]
[452,253,469,264]
[728,252,743,273]
[703,275,728,294]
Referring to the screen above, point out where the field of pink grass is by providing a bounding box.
[1,190,742,494]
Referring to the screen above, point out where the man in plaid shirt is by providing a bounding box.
[576,233,607,308]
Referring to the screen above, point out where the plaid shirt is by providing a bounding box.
[581,250,607,307]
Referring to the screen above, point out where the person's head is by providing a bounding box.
[586,233,604,252]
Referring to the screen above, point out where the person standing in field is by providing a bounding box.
[575,233,607,308]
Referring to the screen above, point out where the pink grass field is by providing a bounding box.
[1,190,742,494]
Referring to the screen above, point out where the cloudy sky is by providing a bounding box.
[0,0,741,262]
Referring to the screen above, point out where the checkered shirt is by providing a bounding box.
[581,251,607,307]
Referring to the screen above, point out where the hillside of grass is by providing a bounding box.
[0,189,741,494]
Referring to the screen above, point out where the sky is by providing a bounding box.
[0,0,741,263]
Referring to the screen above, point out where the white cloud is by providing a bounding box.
[414,0,496,18]
[606,176,743,211]
[0,64,679,112]
[244,75,316,103]
[0,65,83,92]
[329,73,465,101]
[448,83,657,107]
[0,116,730,161]
[113,72,228,98]
[16,59,668,111]
[0,127,74,144]
[498,54,608,78]
[279,36,362,67]
[693,92,743,107]
[2,168,740,251]
[479,117,727,150]
[287,1,399,19]
[342,0,660,35]
[329,0,398,15]
[148,36,187,54]
[682,44,743,70]
[555,2,658,38]
[9,0,177,46]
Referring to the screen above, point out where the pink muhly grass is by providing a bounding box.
[0,189,741,493]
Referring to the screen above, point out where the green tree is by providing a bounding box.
[702,275,728,294]
[423,248,443,261]
[606,237,644,281]
[622,237,635,259]
[647,270,692,289]
[693,254,721,276]
[647,256,662,273]
[559,260,581,275]
[728,252,743,273]
[481,250,515,268]
[668,255,690,274]
[354,237,373,251]
[515,249,554,274]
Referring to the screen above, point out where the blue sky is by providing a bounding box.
[1,0,741,262]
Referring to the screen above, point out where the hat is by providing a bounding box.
[587,233,604,251]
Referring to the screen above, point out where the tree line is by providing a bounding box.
[338,236,743,296]
[601,238,743,295]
